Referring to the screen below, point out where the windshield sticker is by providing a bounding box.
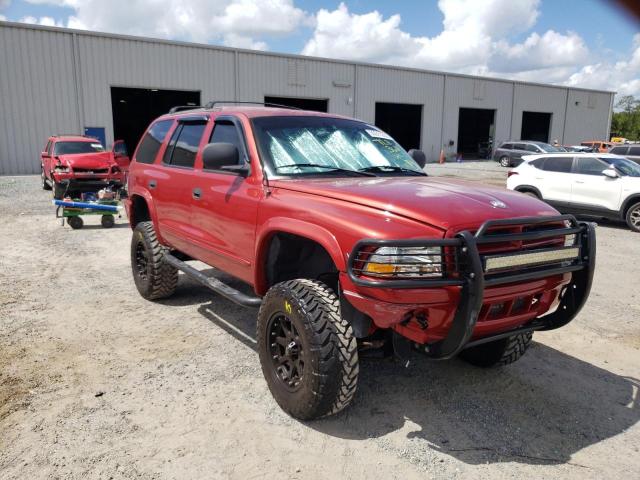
[365,129,392,140]
[91,143,102,149]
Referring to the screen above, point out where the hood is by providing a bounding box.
[56,152,115,169]
[271,176,559,231]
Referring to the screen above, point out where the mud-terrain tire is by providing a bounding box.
[130,221,178,300]
[41,169,51,190]
[625,202,640,233]
[459,331,533,367]
[499,155,511,167]
[53,182,66,200]
[257,279,359,420]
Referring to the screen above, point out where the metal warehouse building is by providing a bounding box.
[0,21,615,175]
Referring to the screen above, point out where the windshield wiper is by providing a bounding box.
[275,163,377,177]
[358,165,426,176]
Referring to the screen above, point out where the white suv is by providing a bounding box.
[506,153,640,232]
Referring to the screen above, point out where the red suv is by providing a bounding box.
[41,135,129,198]
[126,104,595,420]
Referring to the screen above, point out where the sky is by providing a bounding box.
[0,0,638,100]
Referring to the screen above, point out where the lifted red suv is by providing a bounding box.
[126,104,595,420]
[41,135,129,198]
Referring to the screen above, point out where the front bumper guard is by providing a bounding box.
[347,215,596,359]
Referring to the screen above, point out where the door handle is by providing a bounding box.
[192,188,202,200]
[148,180,157,189]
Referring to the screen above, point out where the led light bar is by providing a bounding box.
[484,247,580,273]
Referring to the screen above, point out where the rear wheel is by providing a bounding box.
[130,221,178,300]
[499,156,511,167]
[459,332,533,367]
[257,279,359,420]
[101,214,115,228]
[626,202,640,233]
[521,190,540,199]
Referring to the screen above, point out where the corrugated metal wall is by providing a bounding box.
[0,22,615,175]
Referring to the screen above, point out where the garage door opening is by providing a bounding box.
[111,87,200,156]
[521,111,552,143]
[264,96,328,112]
[374,102,422,151]
[457,108,495,159]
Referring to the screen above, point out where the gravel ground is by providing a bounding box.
[1,174,639,480]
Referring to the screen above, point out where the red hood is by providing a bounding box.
[271,176,559,231]
[56,152,115,169]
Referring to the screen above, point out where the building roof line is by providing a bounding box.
[0,20,617,95]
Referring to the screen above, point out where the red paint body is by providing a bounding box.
[126,107,572,345]
[41,135,129,189]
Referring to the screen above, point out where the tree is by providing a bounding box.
[610,95,640,140]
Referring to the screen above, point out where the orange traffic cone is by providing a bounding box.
[438,149,445,164]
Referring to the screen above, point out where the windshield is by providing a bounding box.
[54,141,104,155]
[251,116,422,176]
[599,157,640,177]
[540,144,561,153]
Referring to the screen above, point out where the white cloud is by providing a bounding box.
[19,15,64,27]
[301,0,637,96]
[24,0,308,48]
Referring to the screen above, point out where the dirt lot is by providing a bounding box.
[1,172,639,479]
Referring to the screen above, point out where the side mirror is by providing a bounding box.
[408,149,426,168]
[602,168,619,179]
[202,143,248,175]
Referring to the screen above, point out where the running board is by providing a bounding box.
[163,254,262,307]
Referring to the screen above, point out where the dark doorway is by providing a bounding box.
[521,111,552,143]
[457,108,495,159]
[374,102,422,151]
[110,87,200,156]
[264,96,328,112]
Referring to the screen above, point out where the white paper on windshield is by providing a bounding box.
[91,143,103,149]
[365,129,392,140]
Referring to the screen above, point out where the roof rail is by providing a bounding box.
[55,133,93,137]
[204,100,302,110]
[168,105,204,113]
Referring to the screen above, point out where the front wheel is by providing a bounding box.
[257,279,359,420]
[626,202,640,232]
[130,221,178,300]
[53,182,66,200]
[499,156,511,168]
[459,332,533,367]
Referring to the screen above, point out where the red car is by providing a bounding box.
[41,135,129,198]
[126,105,595,420]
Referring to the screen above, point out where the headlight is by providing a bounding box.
[362,246,443,278]
[54,165,70,173]
[111,166,121,173]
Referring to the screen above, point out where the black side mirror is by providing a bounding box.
[408,149,426,168]
[202,143,248,175]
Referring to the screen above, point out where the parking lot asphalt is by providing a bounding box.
[1,174,639,480]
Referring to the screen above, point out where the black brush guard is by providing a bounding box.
[347,215,596,359]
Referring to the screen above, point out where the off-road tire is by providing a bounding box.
[130,221,178,300]
[459,331,533,367]
[67,216,83,230]
[625,202,640,233]
[499,156,511,167]
[53,182,66,200]
[101,214,115,229]
[41,169,51,190]
[257,279,359,420]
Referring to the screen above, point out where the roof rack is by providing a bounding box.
[203,101,302,110]
[168,105,204,113]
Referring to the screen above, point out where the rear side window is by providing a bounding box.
[209,122,244,164]
[610,146,628,155]
[542,157,572,173]
[513,143,526,151]
[530,158,546,168]
[501,143,513,150]
[135,120,173,164]
[629,146,640,156]
[574,157,607,175]
[163,122,206,168]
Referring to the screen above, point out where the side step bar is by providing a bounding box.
[163,254,262,308]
